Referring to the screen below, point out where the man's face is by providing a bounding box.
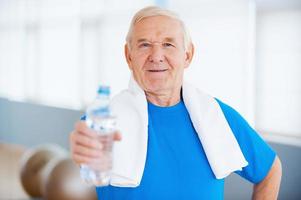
[125,16,193,94]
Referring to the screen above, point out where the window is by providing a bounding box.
[0,0,152,109]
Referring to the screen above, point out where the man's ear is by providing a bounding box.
[184,43,194,68]
[124,43,132,70]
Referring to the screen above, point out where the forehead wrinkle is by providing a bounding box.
[131,16,184,47]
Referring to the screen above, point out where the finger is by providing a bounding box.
[75,121,98,139]
[73,145,104,158]
[72,131,103,150]
[113,131,122,141]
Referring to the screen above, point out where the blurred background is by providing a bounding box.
[0,0,300,199]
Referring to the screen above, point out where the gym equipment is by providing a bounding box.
[20,144,97,200]
[19,144,68,197]
[44,158,97,200]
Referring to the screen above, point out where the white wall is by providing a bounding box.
[256,8,301,137]
[170,0,256,123]
[0,0,153,109]
[0,0,300,142]
[0,0,260,124]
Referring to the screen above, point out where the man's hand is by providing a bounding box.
[69,121,122,165]
[252,156,282,200]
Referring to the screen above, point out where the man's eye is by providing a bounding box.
[163,43,174,47]
[139,43,151,48]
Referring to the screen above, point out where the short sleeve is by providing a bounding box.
[216,99,276,184]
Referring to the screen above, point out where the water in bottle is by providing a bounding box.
[80,85,116,186]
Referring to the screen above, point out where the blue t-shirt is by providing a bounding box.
[95,99,276,199]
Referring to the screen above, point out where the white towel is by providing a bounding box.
[109,77,248,187]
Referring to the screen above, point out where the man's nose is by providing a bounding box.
[148,45,164,63]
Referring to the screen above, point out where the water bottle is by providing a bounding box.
[80,85,116,186]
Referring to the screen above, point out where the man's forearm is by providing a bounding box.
[252,156,282,200]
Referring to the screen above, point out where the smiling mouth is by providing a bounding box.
[148,69,168,72]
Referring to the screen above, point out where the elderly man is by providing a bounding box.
[70,6,282,200]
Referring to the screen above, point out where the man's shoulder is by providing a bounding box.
[215,99,234,115]
[214,98,246,126]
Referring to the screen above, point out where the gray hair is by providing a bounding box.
[126,6,192,51]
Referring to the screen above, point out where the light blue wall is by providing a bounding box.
[0,98,300,199]
[0,98,83,148]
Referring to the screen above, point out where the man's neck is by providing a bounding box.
[145,87,181,107]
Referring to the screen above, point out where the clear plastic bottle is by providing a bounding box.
[80,85,116,186]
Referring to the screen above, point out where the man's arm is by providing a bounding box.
[252,156,282,200]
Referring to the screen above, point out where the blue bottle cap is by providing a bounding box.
[97,85,110,96]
